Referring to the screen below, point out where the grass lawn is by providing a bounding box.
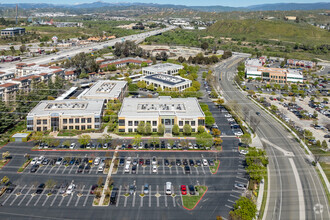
[316,165,330,207]
[182,185,207,210]
[319,162,330,182]
[0,159,9,169]
[17,158,32,173]
[209,160,220,174]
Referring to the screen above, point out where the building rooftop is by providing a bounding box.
[118,96,204,119]
[1,27,25,31]
[27,99,104,117]
[82,80,127,100]
[142,74,191,86]
[143,63,184,73]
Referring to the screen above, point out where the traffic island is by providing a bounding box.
[182,186,208,210]
[0,159,10,170]
[17,158,32,173]
[209,160,220,174]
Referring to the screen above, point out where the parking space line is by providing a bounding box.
[116,185,122,207]
[149,185,151,207]
[237,172,243,175]
[26,194,35,206]
[140,185,143,207]
[201,165,206,174]
[236,176,247,181]
[50,190,59,207]
[175,166,178,174]
[89,166,93,174]
[55,165,61,174]
[66,194,74,206]
[182,167,185,174]
[225,204,233,209]
[149,164,152,174]
[172,185,176,207]
[132,189,136,207]
[238,165,244,168]
[62,166,67,174]
[122,166,125,174]
[162,165,165,174]
[190,166,193,175]
[238,168,245,172]
[75,185,85,207]
[164,185,167,207]
[3,184,19,205]
[169,167,172,174]
[228,199,235,203]
[143,166,145,174]
[42,195,50,206]
[95,165,99,174]
[18,185,33,206]
[124,187,128,207]
[41,164,49,174]
[58,195,65,206]
[69,165,75,174]
[136,165,139,174]
[83,185,92,207]
[195,167,199,175]
[9,195,19,206]
[156,185,159,207]
[230,194,240,199]
[34,192,45,206]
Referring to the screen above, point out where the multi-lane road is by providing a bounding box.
[216,55,329,220]
[0,26,176,72]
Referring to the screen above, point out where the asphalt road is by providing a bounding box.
[216,55,330,220]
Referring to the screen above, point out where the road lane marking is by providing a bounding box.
[143,166,145,174]
[195,167,199,175]
[163,165,165,174]
[41,164,49,174]
[42,195,50,206]
[75,185,85,207]
[156,185,159,207]
[58,195,65,206]
[3,185,19,205]
[201,165,206,174]
[132,189,136,207]
[83,185,92,207]
[289,158,305,220]
[116,185,122,207]
[34,191,45,206]
[236,176,247,181]
[55,165,61,174]
[175,166,178,174]
[48,166,54,174]
[169,167,172,174]
[230,194,240,199]
[149,185,151,207]
[140,185,143,207]
[228,199,235,203]
[225,204,233,209]
[26,193,35,206]
[62,166,67,174]
[69,165,75,174]
[261,138,294,157]
[164,185,167,207]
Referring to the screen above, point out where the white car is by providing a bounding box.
[227,118,235,122]
[202,159,208,166]
[31,157,38,165]
[234,183,246,190]
[224,114,232,118]
[36,156,44,165]
[98,163,104,172]
[234,131,243,136]
[152,165,157,173]
[240,150,249,155]
[152,157,157,165]
[66,183,75,195]
[70,143,76,149]
[94,157,100,165]
[139,143,143,149]
[167,143,172,150]
[126,157,132,165]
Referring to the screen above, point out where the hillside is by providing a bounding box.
[207,19,330,45]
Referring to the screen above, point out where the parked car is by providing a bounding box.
[110,188,118,205]
[36,183,45,194]
[94,157,100,165]
[152,156,157,165]
[240,150,249,155]
[70,143,76,149]
[42,158,49,165]
[166,182,172,195]
[188,185,195,195]
[196,160,201,166]
[30,164,39,173]
[119,158,125,166]
[66,183,75,195]
[139,159,144,165]
[31,157,38,165]
[129,184,136,195]
[84,164,91,173]
[183,159,188,166]
[146,159,151,165]
[77,165,84,173]
[184,165,190,174]
[152,165,157,173]
[36,156,45,165]
[143,184,149,194]
[176,159,181,166]
[90,184,98,194]
[181,185,187,195]
[208,159,215,166]
[164,159,169,166]
[55,157,63,165]
[132,165,137,174]
[202,159,208,166]
[98,164,104,172]
[234,183,246,190]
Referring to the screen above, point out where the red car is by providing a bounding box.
[181,185,187,195]
[139,159,144,165]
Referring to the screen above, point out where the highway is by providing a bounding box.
[0,26,176,72]
[215,55,330,220]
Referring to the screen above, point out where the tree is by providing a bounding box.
[2,151,10,159]
[141,62,148,67]
[146,84,154,91]
[137,121,145,134]
[133,135,142,146]
[9,46,15,55]
[19,44,26,54]
[201,42,209,50]
[246,163,266,183]
[270,105,278,112]
[145,122,152,135]
[322,140,328,149]
[98,177,104,187]
[205,115,215,127]
[78,135,91,146]
[32,131,43,143]
[62,140,71,147]
[45,179,57,190]
[192,81,201,91]
[137,81,146,89]
[196,132,213,148]
[1,176,9,183]
[215,98,225,105]
[229,197,257,220]
[198,125,205,133]
[240,133,252,145]
[157,124,165,135]
[172,124,179,135]
[212,128,221,137]
[183,124,192,135]
[214,137,223,147]
[222,50,232,59]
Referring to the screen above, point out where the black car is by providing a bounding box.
[184,165,190,174]
[196,160,201,166]
[238,142,249,148]
[176,159,181,166]
[183,159,188,166]
[188,185,195,195]
[77,165,84,173]
[189,159,195,166]
[146,159,151,165]
[50,158,57,166]
[36,183,45,194]
[132,165,137,174]
[208,159,215,166]
[30,164,39,173]
[5,182,16,193]
[164,159,169,166]
[119,158,125,166]
[144,143,149,149]
[110,188,118,205]
[75,158,82,165]
[90,184,98,194]
[256,112,261,116]
[84,164,91,173]
[155,144,160,149]
[83,157,89,164]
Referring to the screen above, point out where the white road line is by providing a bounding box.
[58,195,65,206]
[136,165,139,174]
[232,190,242,194]
[62,166,67,174]
[236,176,247,181]
[55,165,61,174]
[227,199,235,203]
[26,194,35,206]
[195,167,199,175]
[163,165,165,174]
[230,194,240,199]
[149,185,151,207]
[116,185,122,207]
[238,165,244,168]
[149,164,152,174]
[288,158,305,220]
[124,187,128,207]
[182,167,185,174]
[201,165,206,174]
[34,192,44,206]
[172,195,176,207]
[50,190,60,207]
[225,204,233,209]
[69,165,75,174]
[190,166,193,175]
[19,185,33,206]
[156,185,159,207]
[132,190,136,207]
[164,185,167,207]
[122,166,125,174]
[238,168,245,172]
[66,193,74,206]
[89,166,93,174]
[175,166,178,174]
[83,185,92,207]
[169,167,172,174]
[237,172,243,175]
[143,166,145,174]
[235,180,246,185]
[9,195,18,206]
[75,185,85,207]
[3,185,19,205]
[261,138,294,157]
[140,185,143,207]
[42,195,50,206]
[41,164,49,174]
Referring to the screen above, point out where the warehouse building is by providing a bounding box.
[26,99,104,131]
[118,96,205,134]
[140,74,192,91]
[142,63,183,76]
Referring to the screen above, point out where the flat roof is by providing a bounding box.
[142,63,183,73]
[1,27,25,31]
[12,133,30,138]
[27,99,104,117]
[142,74,191,86]
[82,80,127,100]
[118,96,204,119]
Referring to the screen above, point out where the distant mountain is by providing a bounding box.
[0,1,329,11]
[247,2,330,11]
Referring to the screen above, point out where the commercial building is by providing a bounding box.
[26,99,104,131]
[1,27,25,36]
[99,57,152,69]
[140,74,192,91]
[15,63,65,78]
[287,59,316,68]
[142,63,184,76]
[81,80,127,102]
[118,96,205,133]
[245,66,304,83]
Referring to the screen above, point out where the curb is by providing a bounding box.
[0,159,11,170]
[210,161,221,175]
[182,186,208,211]
[31,149,219,153]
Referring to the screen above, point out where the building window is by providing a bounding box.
[27,120,33,125]
[147,121,151,125]
[152,128,157,132]
[185,121,189,125]
[37,119,41,125]
[95,118,100,123]
[63,126,67,130]
[198,119,205,126]
[192,128,195,132]
[43,127,47,131]
[153,121,157,126]
[161,119,164,124]
[81,125,86,130]
[134,121,139,126]
[81,118,86,123]
[128,121,133,126]
[134,128,137,132]
[75,126,79,130]
[42,119,47,124]
[37,127,41,131]
[63,119,67,124]
[191,121,195,126]
[118,119,125,126]
[95,125,100,129]
[128,128,133,132]
[119,129,125,132]
[69,126,73,130]
[179,129,183,132]
[87,118,92,123]
[172,119,174,125]
[69,119,73,124]
[75,118,80,123]
[179,121,183,126]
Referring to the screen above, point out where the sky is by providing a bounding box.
[0,0,327,7]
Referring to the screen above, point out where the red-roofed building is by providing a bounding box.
[64,70,78,80]
[0,82,19,102]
